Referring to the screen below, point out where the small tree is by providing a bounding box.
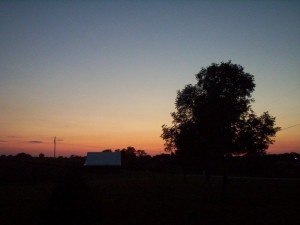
[102,149,112,153]
[136,150,147,158]
[15,152,32,160]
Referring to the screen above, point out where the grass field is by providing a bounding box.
[1,170,300,225]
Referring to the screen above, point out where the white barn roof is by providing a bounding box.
[84,152,121,166]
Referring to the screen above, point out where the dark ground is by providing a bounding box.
[0,160,300,225]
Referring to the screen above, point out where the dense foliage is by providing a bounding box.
[161,62,280,172]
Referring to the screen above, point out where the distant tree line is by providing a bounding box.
[1,150,300,183]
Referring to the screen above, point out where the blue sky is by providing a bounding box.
[0,1,299,156]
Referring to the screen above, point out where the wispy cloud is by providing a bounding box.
[28,140,43,144]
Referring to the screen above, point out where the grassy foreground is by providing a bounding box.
[1,170,299,225]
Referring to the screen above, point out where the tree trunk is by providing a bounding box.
[182,154,187,181]
[221,156,228,195]
[204,160,211,186]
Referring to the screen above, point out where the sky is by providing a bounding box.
[0,0,299,156]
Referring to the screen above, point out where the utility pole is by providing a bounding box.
[54,136,56,158]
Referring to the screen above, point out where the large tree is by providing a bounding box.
[161,61,280,185]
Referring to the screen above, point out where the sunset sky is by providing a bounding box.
[1,1,299,156]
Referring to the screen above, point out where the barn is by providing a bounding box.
[84,152,121,170]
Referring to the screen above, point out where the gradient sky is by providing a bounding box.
[1,1,299,156]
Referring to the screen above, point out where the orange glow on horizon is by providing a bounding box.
[1,133,299,157]
[0,133,166,157]
[0,123,298,157]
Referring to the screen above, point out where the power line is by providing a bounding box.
[58,141,109,149]
[59,142,103,149]
[280,123,300,131]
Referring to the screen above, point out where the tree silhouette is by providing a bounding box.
[161,61,280,189]
[102,149,113,153]
[232,111,280,156]
[136,150,147,158]
[15,152,32,160]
